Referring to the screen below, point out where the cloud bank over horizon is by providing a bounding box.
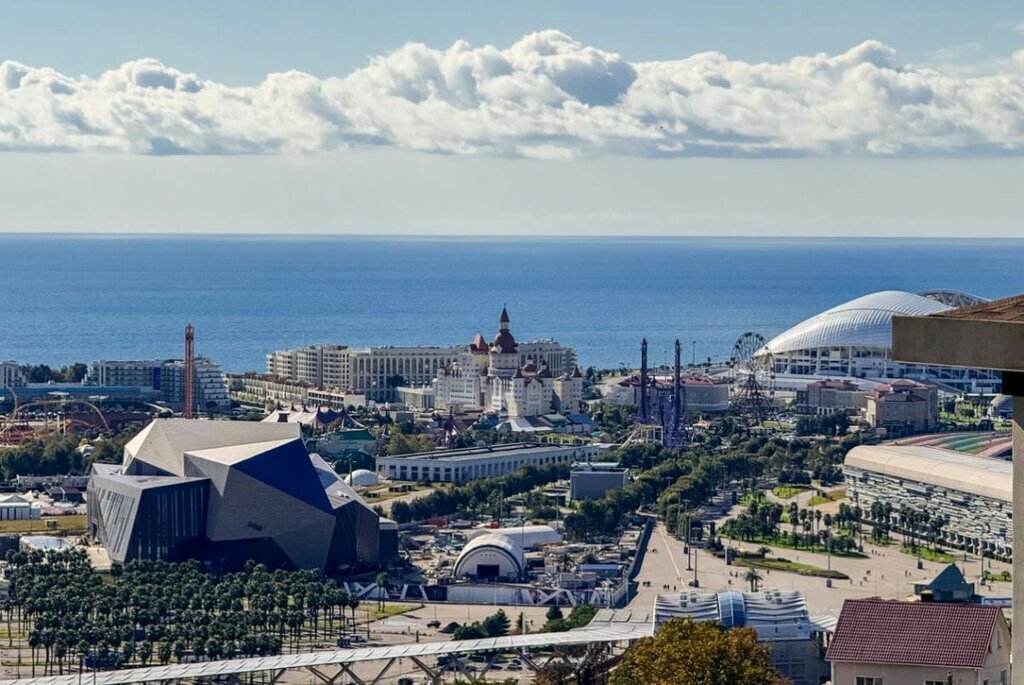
[2,30,1024,158]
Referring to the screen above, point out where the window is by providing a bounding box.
[856,678,882,685]
[925,681,948,685]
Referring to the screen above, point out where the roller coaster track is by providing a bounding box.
[0,395,110,441]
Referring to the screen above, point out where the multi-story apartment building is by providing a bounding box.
[796,379,867,415]
[863,379,938,434]
[87,358,229,412]
[87,360,162,388]
[0,362,27,390]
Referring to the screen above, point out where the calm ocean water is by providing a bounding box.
[0,235,1021,372]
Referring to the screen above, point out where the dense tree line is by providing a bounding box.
[6,550,364,676]
[721,498,861,555]
[562,444,763,541]
[0,431,133,480]
[17,363,89,384]
[388,462,570,523]
[610,618,785,685]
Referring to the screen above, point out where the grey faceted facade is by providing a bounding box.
[87,419,395,572]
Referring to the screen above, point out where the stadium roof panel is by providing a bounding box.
[845,444,1011,502]
[764,290,953,355]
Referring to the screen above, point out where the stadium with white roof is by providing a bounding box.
[761,290,1000,392]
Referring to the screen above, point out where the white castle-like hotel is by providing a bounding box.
[265,309,582,417]
[433,307,583,416]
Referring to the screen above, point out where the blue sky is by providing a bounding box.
[4,1,1022,82]
[1,2,1023,236]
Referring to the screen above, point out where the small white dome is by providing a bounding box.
[344,469,379,487]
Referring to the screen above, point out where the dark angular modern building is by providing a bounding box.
[87,419,396,572]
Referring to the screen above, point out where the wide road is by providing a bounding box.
[631,519,1013,616]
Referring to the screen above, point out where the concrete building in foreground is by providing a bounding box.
[377,442,598,483]
[654,590,826,685]
[87,419,394,571]
[844,444,1011,555]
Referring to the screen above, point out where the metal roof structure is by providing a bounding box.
[764,290,955,355]
[845,444,1011,502]
[0,624,652,685]
[653,590,814,642]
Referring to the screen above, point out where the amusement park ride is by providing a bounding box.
[728,332,776,424]
[0,324,196,445]
[0,385,111,445]
[626,338,688,448]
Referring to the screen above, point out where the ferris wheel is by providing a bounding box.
[729,332,776,423]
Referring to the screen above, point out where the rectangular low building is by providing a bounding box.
[377,442,598,483]
[570,464,629,501]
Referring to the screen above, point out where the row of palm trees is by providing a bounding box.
[5,550,368,677]
[864,500,949,553]
[723,497,859,555]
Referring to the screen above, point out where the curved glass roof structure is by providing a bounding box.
[764,290,958,355]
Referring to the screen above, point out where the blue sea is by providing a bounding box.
[0,235,1021,372]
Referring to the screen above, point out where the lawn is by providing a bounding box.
[901,545,956,564]
[369,603,423,620]
[733,557,848,580]
[807,488,846,507]
[0,515,86,534]
[983,570,1011,583]
[771,485,806,499]
[722,532,866,559]
[739,492,767,507]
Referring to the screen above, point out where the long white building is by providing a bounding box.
[376,442,598,483]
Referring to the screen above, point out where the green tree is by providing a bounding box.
[481,609,510,638]
[743,567,763,592]
[610,619,786,685]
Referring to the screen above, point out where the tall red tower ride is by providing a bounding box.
[184,323,195,419]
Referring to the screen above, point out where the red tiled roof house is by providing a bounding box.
[827,599,1010,685]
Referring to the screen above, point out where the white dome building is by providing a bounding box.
[762,290,999,391]
[465,524,561,550]
[453,533,525,581]
[344,469,379,487]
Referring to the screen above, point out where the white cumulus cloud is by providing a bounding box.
[1,30,1024,157]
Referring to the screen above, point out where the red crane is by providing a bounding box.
[184,323,195,419]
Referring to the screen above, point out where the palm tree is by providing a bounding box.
[743,568,763,592]
[374,571,389,611]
